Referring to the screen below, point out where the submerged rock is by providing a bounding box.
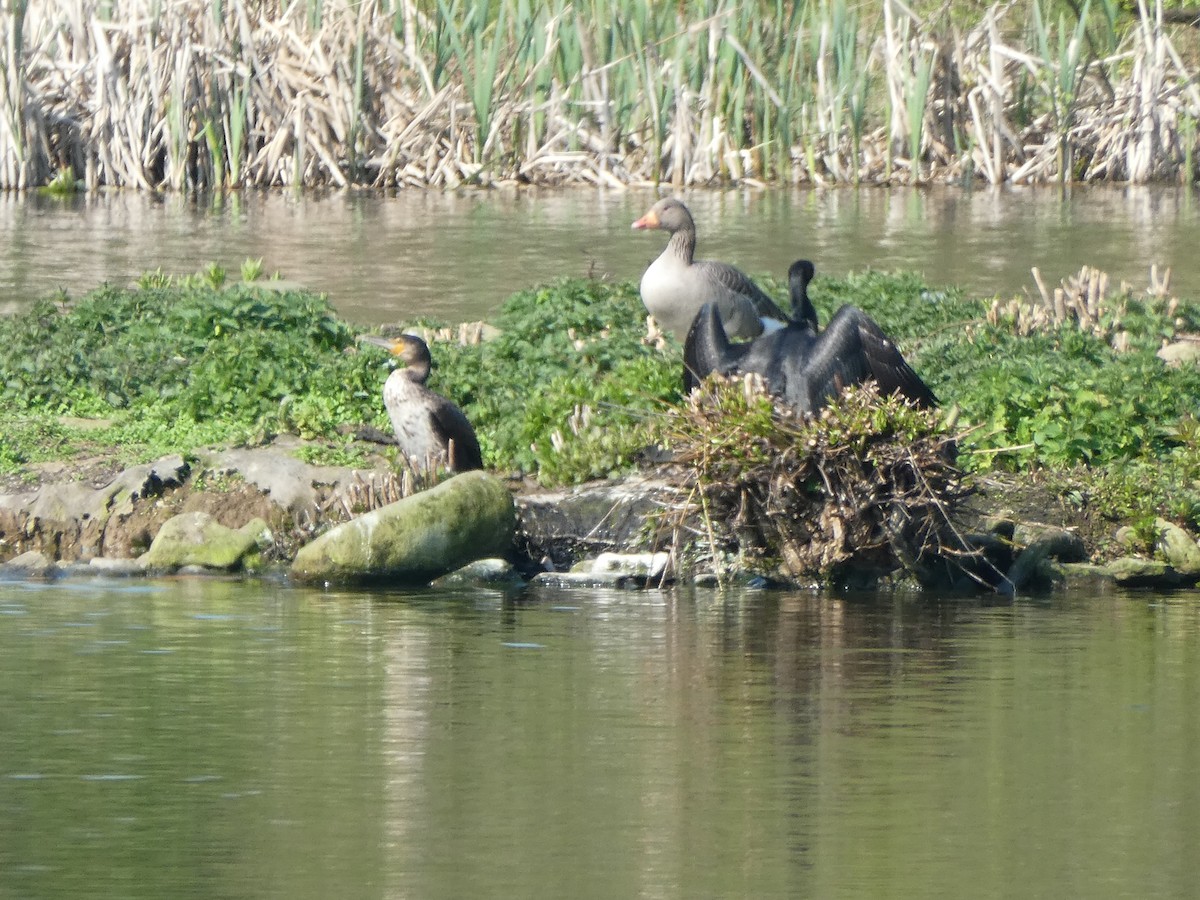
[142,510,263,573]
[1105,557,1183,587]
[515,476,677,571]
[431,558,525,590]
[1,550,54,578]
[290,470,516,584]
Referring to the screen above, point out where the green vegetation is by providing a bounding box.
[2,263,1199,538]
[4,0,1198,189]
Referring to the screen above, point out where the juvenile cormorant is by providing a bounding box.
[359,333,484,472]
[684,260,937,415]
[632,197,787,341]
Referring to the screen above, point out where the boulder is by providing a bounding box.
[515,476,678,571]
[1011,523,1087,563]
[1105,556,1184,588]
[1,550,54,578]
[1153,518,1200,576]
[87,557,147,577]
[142,510,262,572]
[290,471,515,584]
[431,558,525,590]
[530,569,656,589]
[583,551,671,580]
[1157,339,1200,367]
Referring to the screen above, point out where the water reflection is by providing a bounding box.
[1,580,1199,899]
[2,185,1197,326]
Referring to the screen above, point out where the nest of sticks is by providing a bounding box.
[661,374,977,587]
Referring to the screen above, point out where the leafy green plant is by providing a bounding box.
[4,264,1200,505]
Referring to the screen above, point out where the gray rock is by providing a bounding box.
[431,558,524,589]
[530,570,648,589]
[1,550,54,577]
[87,557,147,577]
[290,471,516,584]
[583,551,672,580]
[1011,523,1087,563]
[1153,518,1200,575]
[1059,562,1118,590]
[515,476,678,571]
[1106,556,1184,587]
[198,446,342,516]
[239,517,274,549]
[1157,339,1200,367]
[1114,525,1143,552]
[142,511,262,572]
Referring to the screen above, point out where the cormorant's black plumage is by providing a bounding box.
[683,260,937,415]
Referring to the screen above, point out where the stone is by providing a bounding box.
[1156,339,1200,367]
[1153,518,1200,576]
[87,557,147,577]
[1114,526,1142,552]
[585,551,671,580]
[142,510,262,572]
[1059,562,1118,591]
[431,558,525,590]
[239,517,274,549]
[1,550,54,577]
[1011,523,1087,563]
[290,470,516,584]
[515,476,679,571]
[1105,557,1183,588]
[530,570,646,589]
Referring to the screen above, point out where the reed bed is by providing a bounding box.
[1,0,1197,190]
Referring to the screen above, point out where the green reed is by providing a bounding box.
[4,0,1199,190]
[1032,0,1093,181]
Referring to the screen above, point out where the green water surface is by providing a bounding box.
[1,578,1197,899]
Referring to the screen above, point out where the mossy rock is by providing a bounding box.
[290,471,516,584]
[142,510,261,572]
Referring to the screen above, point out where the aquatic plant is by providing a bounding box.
[1,0,1197,189]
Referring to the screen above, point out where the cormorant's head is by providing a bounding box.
[358,333,433,376]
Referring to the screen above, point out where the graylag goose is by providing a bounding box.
[632,197,787,341]
[684,259,937,415]
[359,333,484,473]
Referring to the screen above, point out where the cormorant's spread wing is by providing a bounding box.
[683,302,750,393]
[803,306,937,409]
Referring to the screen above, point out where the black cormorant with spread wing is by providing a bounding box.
[359,333,484,472]
[683,260,937,416]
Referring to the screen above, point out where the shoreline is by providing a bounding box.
[0,438,1192,594]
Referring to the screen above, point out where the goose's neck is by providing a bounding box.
[666,226,696,265]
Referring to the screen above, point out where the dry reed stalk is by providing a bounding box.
[4,0,1200,190]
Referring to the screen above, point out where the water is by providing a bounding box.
[3,185,1198,326]
[2,577,1198,899]
[5,185,1200,896]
